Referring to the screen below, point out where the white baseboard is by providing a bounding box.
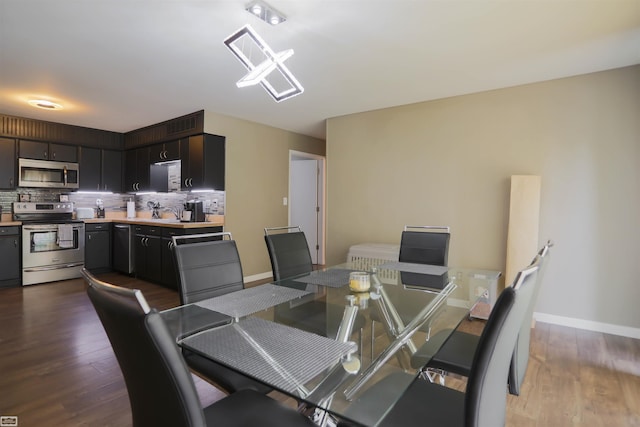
[244,271,273,284]
[534,312,640,340]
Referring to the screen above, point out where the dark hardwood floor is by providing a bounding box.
[0,273,638,426]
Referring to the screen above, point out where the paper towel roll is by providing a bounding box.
[127,201,136,218]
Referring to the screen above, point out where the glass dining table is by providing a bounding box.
[160,261,501,426]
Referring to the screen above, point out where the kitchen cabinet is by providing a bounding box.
[101,149,123,192]
[19,140,77,162]
[0,226,21,287]
[85,223,111,273]
[80,147,123,192]
[149,139,180,163]
[134,225,162,283]
[160,226,222,289]
[0,137,16,189]
[180,134,225,191]
[125,147,150,192]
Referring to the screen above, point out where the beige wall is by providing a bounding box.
[326,65,640,330]
[203,111,325,277]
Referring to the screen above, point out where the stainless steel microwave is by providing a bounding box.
[18,158,79,189]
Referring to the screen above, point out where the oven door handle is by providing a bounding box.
[23,262,85,272]
[23,224,84,231]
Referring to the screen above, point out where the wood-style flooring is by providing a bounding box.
[0,273,638,426]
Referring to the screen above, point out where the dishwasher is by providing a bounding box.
[113,223,134,274]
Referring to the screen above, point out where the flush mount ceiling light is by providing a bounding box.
[28,99,63,110]
[224,24,303,102]
[245,0,286,26]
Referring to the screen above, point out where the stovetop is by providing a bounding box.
[13,202,75,222]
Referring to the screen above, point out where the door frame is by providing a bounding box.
[288,150,326,265]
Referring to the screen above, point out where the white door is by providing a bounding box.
[290,153,324,264]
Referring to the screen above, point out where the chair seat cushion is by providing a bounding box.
[184,350,273,394]
[379,374,465,427]
[204,389,316,426]
[339,372,464,427]
[411,329,479,376]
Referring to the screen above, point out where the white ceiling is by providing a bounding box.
[1,0,639,140]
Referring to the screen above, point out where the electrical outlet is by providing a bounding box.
[283,197,288,206]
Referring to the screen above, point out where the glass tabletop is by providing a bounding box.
[161,262,501,426]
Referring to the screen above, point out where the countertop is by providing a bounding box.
[0,213,224,229]
[84,218,224,228]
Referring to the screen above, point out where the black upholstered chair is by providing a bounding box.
[264,226,364,344]
[83,269,315,427]
[172,232,244,305]
[411,241,553,395]
[264,226,313,282]
[172,232,272,394]
[399,225,451,266]
[370,225,451,355]
[342,255,542,427]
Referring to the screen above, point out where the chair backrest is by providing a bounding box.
[264,226,313,281]
[464,255,541,427]
[172,232,244,305]
[508,240,553,395]
[398,225,450,266]
[83,268,206,427]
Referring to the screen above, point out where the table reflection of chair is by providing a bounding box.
[341,255,542,427]
[172,232,272,394]
[411,241,552,394]
[83,269,315,427]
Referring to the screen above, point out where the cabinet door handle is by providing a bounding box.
[14,239,18,247]
[88,235,92,240]
[44,151,48,159]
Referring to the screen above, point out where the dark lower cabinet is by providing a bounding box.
[134,225,162,283]
[160,226,222,289]
[85,223,111,273]
[0,226,21,287]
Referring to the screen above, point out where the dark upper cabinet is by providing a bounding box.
[102,149,122,192]
[125,147,150,192]
[79,147,101,190]
[19,140,78,162]
[180,134,225,191]
[79,147,123,192]
[149,139,180,163]
[0,137,16,189]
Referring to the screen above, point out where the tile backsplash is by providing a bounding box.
[0,189,225,218]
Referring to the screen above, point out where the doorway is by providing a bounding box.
[289,151,325,265]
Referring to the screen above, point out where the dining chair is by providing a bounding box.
[172,232,244,305]
[264,226,364,346]
[83,269,315,427]
[399,225,451,266]
[264,226,313,282]
[411,241,553,395]
[370,225,451,356]
[172,232,272,394]
[341,255,542,427]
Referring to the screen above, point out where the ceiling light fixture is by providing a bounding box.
[28,99,63,110]
[224,25,304,102]
[245,0,286,26]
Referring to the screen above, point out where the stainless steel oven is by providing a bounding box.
[14,202,85,285]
